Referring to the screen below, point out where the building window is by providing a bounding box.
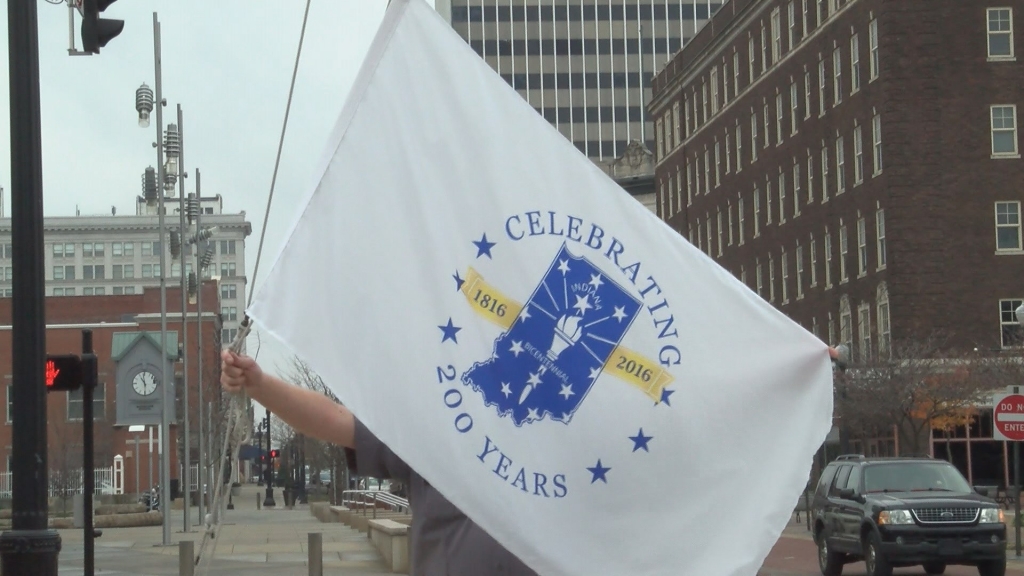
[82,265,104,280]
[733,50,741,98]
[796,244,805,298]
[821,144,830,201]
[222,328,239,344]
[748,36,756,84]
[656,120,664,160]
[850,34,861,92]
[703,148,711,194]
[988,8,1014,59]
[710,67,719,114]
[1,243,10,259]
[824,230,833,288]
[768,255,776,302]
[840,306,853,352]
[736,123,743,171]
[876,208,888,268]
[996,201,1023,251]
[766,180,774,225]
[991,105,1019,156]
[802,0,809,37]
[790,82,799,134]
[763,102,771,148]
[778,172,787,223]
[684,100,691,138]
[738,196,746,245]
[788,1,797,50]
[673,102,682,148]
[52,243,74,258]
[715,140,721,187]
[67,383,105,420]
[781,251,789,303]
[774,93,784,145]
[756,260,763,296]
[702,81,708,123]
[839,224,849,282]
[1001,299,1024,347]
[221,306,238,322]
[751,112,759,162]
[858,304,872,361]
[112,286,123,295]
[717,210,724,256]
[728,202,735,245]
[6,386,12,424]
[686,162,693,205]
[807,150,815,203]
[664,113,674,153]
[803,69,812,119]
[705,215,713,256]
[835,134,846,193]
[876,284,891,355]
[832,46,842,105]
[220,262,237,277]
[123,242,134,256]
[771,8,782,63]
[694,155,701,197]
[853,124,864,184]
[52,265,75,281]
[817,56,826,116]
[753,186,762,237]
[793,161,802,217]
[741,266,747,285]
[869,19,879,80]
[872,113,883,173]
[816,0,826,25]
[857,217,868,275]
[761,21,768,74]
[810,236,818,287]
[112,242,122,257]
[82,243,104,258]
[142,242,152,257]
[725,131,732,174]
[723,63,730,107]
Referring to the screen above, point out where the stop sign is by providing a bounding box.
[994,393,1024,441]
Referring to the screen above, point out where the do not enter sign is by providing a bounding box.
[994,393,1024,441]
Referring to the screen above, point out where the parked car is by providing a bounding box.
[812,454,1006,576]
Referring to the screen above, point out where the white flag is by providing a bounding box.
[248,0,834,574]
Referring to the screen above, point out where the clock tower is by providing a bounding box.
[113,331,177,426]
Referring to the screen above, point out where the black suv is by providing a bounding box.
[812,455,1007,576]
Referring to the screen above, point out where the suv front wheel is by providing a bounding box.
[977,557,1006,576]
[816,531,845,576]
[863,531,893,576]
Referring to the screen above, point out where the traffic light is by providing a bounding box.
[80,0,124,54]
[46,355,82,392]
[269,449,280,459]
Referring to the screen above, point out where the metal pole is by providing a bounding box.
[1015,440,1020,557]
[177,104,190,533]
[153,12,172,546]
[0,0,61,572]
[264,411,275,507]
[82,330,96,576]
[134,435,140,497]
[149,426,154,494]
[195,170,205,525]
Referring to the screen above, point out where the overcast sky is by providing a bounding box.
[0,1,435,414]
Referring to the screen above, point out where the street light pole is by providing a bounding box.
[264,411,275,507]
[175,104,191,533]
[151,12,172,547]
[0,0,61,573]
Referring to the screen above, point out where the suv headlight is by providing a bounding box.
[878,510,914,525]
[979,507,1005,524]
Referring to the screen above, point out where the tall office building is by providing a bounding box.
[436,1,725,162]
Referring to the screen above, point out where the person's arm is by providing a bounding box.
[221,350,354,448]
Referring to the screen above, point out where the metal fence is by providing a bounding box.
[0,467,117,499]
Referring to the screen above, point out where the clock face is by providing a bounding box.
[132,371,158,396]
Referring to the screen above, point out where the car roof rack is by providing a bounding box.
[835,454,866,461]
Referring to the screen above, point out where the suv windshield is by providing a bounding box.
[863,462,973,493]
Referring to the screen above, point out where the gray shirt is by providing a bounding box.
[346,419,538,576]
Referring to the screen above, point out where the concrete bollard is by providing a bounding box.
[308,532,323,576]
[179,540,194,576]
[257,494,261,510]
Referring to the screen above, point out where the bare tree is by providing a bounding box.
[279,356,349,503]
[837,335,990,456]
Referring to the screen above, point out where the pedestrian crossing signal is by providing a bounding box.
[46,355,82,392]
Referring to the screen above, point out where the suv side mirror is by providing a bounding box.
[838,488,861,501]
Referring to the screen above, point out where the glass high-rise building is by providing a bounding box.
[435,1,724,162]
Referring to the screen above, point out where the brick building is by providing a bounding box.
[0,283,222,496]
[649,0,1024,478]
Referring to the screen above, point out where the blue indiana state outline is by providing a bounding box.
[461,243,643,426]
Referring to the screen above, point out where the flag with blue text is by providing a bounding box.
[248,1,834,574]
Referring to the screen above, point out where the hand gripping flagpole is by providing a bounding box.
[194,0,311,572]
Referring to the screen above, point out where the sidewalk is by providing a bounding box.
[56,485,391,575]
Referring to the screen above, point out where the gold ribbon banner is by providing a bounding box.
[459,267,674,402]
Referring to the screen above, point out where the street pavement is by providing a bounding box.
[55,484,390,575]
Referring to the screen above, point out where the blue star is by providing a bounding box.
[629,428,653,452]
[473,233,496,259]
[453,271,465,292]
[438,318,462,343]
[659,388,675,407]
[587,460,611,484]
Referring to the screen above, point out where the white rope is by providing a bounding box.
[195,0,312,571]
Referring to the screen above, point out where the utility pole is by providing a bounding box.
[0,0,61,573]
[151,12,172,546]
[195,169,206,525]
[176,104,191,533]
